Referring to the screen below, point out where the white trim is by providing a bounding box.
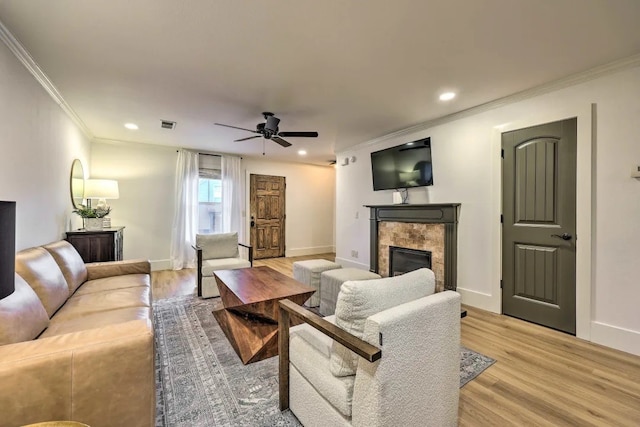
[334,257,370,270]
[492,104,593,340]
[591,321,640,357]
[0,19,93,139]
[343,54,640,152]
[150,259,172,271]
[457,287,498,313]
[286,246,335,257]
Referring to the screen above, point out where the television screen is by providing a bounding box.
[370,137,433,191]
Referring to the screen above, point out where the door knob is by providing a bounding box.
[551,233,572,241]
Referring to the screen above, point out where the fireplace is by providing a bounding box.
[366,204,460,291]
[389,246,432,276]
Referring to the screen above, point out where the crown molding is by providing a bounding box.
[347,53,640,151]
[0,20,93,139]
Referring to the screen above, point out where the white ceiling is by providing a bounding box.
[1,0,640,165]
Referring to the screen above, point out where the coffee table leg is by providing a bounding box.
[278,304,290,410]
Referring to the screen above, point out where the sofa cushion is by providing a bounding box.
[330,268,435,377]
[15,247,70,317]
[39,307,151,338]
[53,287,151,322]
[73,274,150,296]
[290,333,355,417]
[43,240,88,294]
[0,275,49,345]
[196,232,239,260]
[201,258,251,276]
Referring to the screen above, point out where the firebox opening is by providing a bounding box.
[389,246,432,276]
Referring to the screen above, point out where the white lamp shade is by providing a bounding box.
[84,179,119,199]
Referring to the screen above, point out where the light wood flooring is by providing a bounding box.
[152,254,640,426]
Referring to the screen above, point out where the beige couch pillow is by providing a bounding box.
[330,268,435,377]
[15,247,70,317]
[196,232,239,260]
[0,275,49,345]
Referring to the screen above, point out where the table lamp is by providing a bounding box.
[84,179,119,228]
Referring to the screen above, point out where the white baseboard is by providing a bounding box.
[591,321,640,356]
[286,246,335,257]
[334,257,370,270]
[456,287,500,313]
[150,259,172,271]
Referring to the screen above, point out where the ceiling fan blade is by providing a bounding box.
[214,123,257,133]
[277,131,319,138]
[272,136,292,147]
[235,135,261,142]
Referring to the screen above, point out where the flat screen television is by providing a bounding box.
[370,137,433,191]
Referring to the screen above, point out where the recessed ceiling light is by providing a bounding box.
[439,92,456,101]
[298,150,307,156]
[124,123,139,130]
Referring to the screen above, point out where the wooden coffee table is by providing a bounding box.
[213,266,315,364]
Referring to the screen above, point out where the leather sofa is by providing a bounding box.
[0,240,155,427]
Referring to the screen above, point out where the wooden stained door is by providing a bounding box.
[502,118,577,334]
[250,174,286,259]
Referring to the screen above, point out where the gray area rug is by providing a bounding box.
[154,295,495,427]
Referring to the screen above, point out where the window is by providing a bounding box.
[198,155,222,234]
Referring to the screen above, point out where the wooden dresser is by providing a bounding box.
[65,226,124,263]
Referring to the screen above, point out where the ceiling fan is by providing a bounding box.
[214,112,318,147]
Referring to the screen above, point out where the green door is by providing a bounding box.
[502,118,577,334]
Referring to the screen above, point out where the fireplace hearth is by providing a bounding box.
[389,246,432,276]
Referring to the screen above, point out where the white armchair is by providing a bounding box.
[192,232,252,298]
[278,268,461,427]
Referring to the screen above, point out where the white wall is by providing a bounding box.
[90,142,336,267]
[243,157,336,256]
[336,64,640,356]
[90,140,176,268]
[0,41,91,250]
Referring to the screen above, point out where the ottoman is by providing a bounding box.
[293,259,342,307]
[319,268,381,316]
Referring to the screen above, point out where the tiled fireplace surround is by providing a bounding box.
[366,204,461,292]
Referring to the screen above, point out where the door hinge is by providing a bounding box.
[501,149,504,158]
[500,279,503,289]
[500,214,504,224]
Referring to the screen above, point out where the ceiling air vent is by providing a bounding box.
[161,120,176,130]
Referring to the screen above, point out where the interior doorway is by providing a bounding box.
[249,174,286,259]
[501,118,577,334]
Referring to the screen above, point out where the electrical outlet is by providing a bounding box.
[355,211,359,219]
[353,250,358,258]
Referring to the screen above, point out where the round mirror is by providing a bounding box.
[70,159,85,209]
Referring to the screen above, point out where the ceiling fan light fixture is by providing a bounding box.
[298,150,307,156]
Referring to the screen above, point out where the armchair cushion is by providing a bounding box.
[0,275,49,345]
[201,258,251,276]
[330,268,435,377]
[196,232,239,259]
[290,333,355,417]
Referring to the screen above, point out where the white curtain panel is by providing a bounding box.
[221,155,244,243]
[170,149,199,269]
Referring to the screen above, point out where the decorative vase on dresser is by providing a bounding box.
[83,217,104,231]
[65,227,124,263]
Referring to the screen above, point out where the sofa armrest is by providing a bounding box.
[0,319,155,426]
[85,259,151,281]
[277,299,381,410]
